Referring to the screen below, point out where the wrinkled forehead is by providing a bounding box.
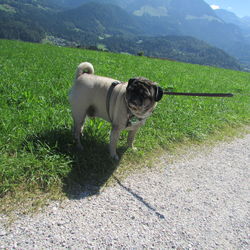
[131,77,156,84]
[128,77,157,90]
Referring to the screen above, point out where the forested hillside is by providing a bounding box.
[103,36,241,70]
[0,0,245,70]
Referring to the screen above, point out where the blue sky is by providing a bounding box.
[204,0,250,17]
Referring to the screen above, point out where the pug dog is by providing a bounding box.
[69,62,163,160]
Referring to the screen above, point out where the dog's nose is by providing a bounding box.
[131,99,142,106]
[131,100,137,106]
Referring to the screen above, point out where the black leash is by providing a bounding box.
[163,91,234,97]
[106,81,235,123]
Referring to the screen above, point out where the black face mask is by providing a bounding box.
[127,78,163,102]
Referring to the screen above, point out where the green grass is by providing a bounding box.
[0,39,250,205]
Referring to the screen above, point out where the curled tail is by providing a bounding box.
[75,62,94,80]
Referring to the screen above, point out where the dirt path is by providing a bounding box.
[1,134,250,249]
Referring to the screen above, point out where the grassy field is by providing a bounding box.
[0,39,250,205]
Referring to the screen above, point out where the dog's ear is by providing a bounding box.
[128,78,137,87]
[154,86,163,102]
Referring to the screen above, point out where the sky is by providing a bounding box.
[204,0,250,17]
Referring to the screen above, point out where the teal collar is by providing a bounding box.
[126,111,143,127]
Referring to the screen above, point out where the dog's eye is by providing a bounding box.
[143,93,152,100]
[140,91,149,98]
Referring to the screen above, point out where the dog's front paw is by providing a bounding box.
[76,143,84,151]
[127,143,137,151]
[111,153,119,161]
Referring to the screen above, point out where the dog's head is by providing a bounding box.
[125,77,163,118]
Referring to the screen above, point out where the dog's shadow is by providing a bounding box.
[24,127,126,199]
[24,128,166,219]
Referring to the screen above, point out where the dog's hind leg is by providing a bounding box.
[109,126,121,161]
[72,110,87,150]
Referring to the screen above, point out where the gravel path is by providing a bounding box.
[1,134,250,249]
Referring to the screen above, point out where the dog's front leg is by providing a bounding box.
[127,129,138,151]
[109,126,121,161]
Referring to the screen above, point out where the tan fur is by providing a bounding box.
[69,62,157,160]
[75,62,94,79]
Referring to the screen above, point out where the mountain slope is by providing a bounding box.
[242,17,250,27]
[0,0,243,70]
[215,9,243,26]
[0,0,56,42]
[103,35,241,70]
[59,2,141,36]
[214,9,250,70]
[122,0,244,46]
[120,0,250,69]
